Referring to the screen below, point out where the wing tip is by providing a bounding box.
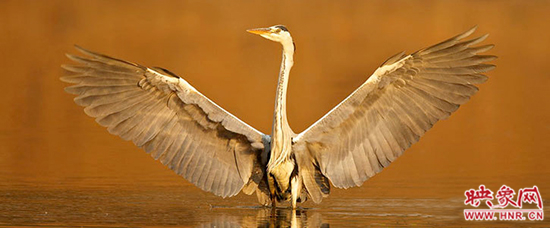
[68,45,145,70]
[74,44,98,57]
[63,85,79,95]
[59,76,77,83]
[61,64,84,73]
[477,74,489,83]
[481,64,497,73]
[65,53,89,64]
[460,25,478,39]
[485,55,498,62]
[473,33,490,44]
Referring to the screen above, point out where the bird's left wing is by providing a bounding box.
[62,46,270,199]
[292,27,495,200]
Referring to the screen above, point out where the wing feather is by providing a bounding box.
[293,27,495,192]
[62,46,270,198]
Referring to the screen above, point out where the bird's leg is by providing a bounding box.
[290,175,302,209]
[267,174,277,208]
[271,195,277,208]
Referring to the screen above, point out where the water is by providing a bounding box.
[0,162,547,227]
[1,0,550,227]
[0,186,529,227]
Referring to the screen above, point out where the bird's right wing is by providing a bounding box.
[292,27,495,202]
[62,47,270,199]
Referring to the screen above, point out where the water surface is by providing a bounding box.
[1,0,549,227]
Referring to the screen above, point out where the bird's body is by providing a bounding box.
[62,25,495,208]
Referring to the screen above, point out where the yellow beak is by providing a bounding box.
[246,28,271,35]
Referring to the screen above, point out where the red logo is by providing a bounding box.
[464,185,544,221]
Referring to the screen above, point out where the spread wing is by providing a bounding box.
[61,46,270,198]
[293,26,496,195]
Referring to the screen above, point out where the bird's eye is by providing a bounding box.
[274,28,281,33]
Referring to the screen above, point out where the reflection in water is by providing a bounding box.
[1,1,550,227]
[0,186,548,227]
[199,208,328,228]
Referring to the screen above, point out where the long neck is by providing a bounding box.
[268,40,295,170]
[272,42,294,137]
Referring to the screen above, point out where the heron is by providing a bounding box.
[62,25,495,208]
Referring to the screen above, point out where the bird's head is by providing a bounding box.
[247,25,294,51]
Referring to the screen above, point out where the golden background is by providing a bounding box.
[0,0,549,226]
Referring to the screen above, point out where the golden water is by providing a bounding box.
[0,1,549,226]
